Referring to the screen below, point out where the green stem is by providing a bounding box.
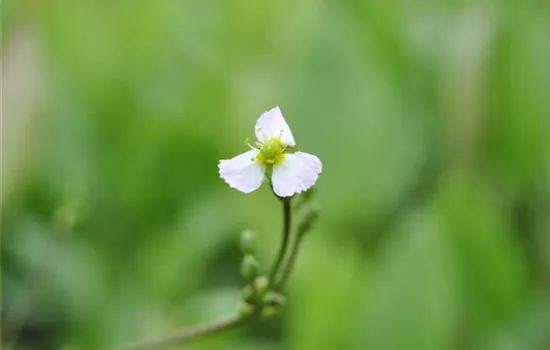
[276,230,305,290]
[105,314,247,350]
[268,198,292,286]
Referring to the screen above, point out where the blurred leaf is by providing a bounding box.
[353,206,457,350]
[288,239,363,350]
[1,27,47,203]
[437,174,528,347]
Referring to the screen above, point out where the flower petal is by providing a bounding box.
[294,151,322,174]
[218,150,265,193]
[254,106,296,146]
[271,152,321,197]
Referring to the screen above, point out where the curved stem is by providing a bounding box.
[268,199,292,285]
[105,198,296,350]
[276,230,305,290]
[105,314,247,350]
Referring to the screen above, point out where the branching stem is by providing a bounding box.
[105,314,247,350]
[276,230,305,290]
[105,196,302,350]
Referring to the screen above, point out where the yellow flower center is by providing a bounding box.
[256,137,286,165]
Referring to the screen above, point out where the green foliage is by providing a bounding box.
[2,1,549,349]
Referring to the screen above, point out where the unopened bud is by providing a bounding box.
[297,202,321,235]
[261,305,279,318]
[295,187,316,210]
[262,291,286,307]
[253,276,269,295]
[238,301,255,317]
[240,285,256,304]
[240,230,257,254]
[241,255,259,280]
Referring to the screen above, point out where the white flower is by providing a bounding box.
[218,106,322,197]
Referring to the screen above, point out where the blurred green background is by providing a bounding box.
[2,1,549,349]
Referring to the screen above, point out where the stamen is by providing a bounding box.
[244,137,257,150]
[257,127,268,141]
[276,130,287,152]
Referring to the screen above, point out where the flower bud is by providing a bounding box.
[240,285,256,304]
[253,276,269,295]
[261,305,280,318]
[238,301,255,317]
[295,187,316,210]
[240,230,257,254]
[262,291,287,307]
[260,292,286,318]
[297,202,321,235]
[241,255,259,280]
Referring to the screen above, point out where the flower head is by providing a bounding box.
[219,106,322,197]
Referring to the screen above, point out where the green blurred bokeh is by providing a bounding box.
[2,1,549,349]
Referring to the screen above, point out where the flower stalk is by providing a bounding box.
[105,314,248,350]
[106,106,321,350]
[276,201,320,290]
[105,192,318,350]
[268,198,292,286]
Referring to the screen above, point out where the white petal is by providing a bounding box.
[218,150,265,193]
[294,152,323,174]
[271,152,322,197]
[254,106,296,146]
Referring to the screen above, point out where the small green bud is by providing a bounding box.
[240,230,257,254]
[295,187,316,210]
[260,292,286,318]
[261,305,279,318]
[240,285,256,304]
[253,276,269,295]
[297,202,321,235]
[241,255,259,280]
[262,291,287,307]
[238,301,255,317]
